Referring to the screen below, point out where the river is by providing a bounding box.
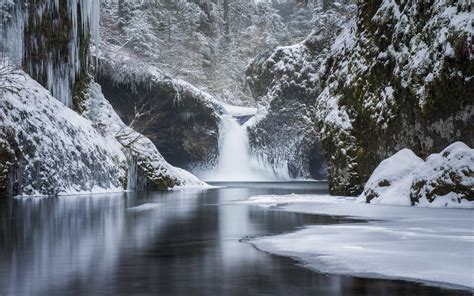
[0,182,469,295]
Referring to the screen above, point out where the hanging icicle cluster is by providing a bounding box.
[1,0,100,108]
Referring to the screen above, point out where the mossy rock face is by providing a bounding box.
[317,0,474,195]
[0,146,12,199]
[136,161,176,191]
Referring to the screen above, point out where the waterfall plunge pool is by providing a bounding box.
[0,182,469,295]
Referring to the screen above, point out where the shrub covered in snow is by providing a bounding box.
[359,142,473,207]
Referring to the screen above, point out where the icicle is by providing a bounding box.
[0,1,24,65]
[1,0,101,108]
[127,154,138,191]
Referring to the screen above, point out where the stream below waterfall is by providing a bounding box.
[0,182,469,295]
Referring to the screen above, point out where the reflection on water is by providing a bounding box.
[0,182,469,295]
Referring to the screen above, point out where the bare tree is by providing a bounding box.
[114,96,165,155]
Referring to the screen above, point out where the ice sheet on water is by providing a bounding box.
[244,194,474,290]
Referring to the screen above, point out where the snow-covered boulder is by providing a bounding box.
[0,70,206,198]
[411,142,474,207]
[358,149,424,206]
[358,142,474,207]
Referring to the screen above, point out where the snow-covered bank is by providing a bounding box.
[244,194,474,290]
[0,70,207,197]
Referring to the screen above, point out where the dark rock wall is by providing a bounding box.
[96,71,220,171]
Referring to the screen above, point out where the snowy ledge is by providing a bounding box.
[242,194,474,290]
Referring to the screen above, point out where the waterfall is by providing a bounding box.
[200,114,289,182]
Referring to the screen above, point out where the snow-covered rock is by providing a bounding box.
[245,3,356,179]
[0,71,126,197]
[246,44,326,179]
[0,69,206,198]
[359,142,474,207]
[411,142,474,206]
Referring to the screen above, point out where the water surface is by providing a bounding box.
[0,182,469,295]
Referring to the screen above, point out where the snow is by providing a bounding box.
[244,194,474,290]
[359,142,474,207]
[359,149,424,206]
[220,102,257,117]
[317,87,353,131]
[330,23,356,53]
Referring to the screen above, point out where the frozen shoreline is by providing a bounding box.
[243,194,474,290]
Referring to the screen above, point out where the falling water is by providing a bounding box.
[201,114,289,182]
